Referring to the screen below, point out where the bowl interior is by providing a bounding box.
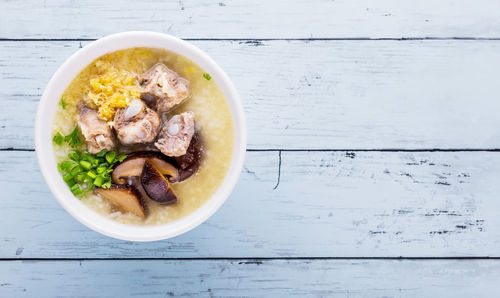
[35,32,246,241]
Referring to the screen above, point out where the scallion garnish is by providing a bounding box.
[68,152,80,161]
[64,126,84,148]
[58,148,127,197]
[53,125,83,149]
[53,132,64,145]
[93,176,104,187]
[79,160,92,170]
[60,98,67,110]
[105,151,116,163]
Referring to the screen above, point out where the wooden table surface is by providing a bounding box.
[2,1,500,297]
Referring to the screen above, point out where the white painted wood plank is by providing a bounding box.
[3,40,500,149]
[2,0,500,39]
[1,259,499,297]
[2,150,500,258]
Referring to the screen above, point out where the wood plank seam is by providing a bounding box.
[273,151,281,190]
[4,37,500,42]
[2,257,500,261]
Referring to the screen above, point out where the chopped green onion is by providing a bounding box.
[97,163,108,169]
[60,160,73,170]
[60,98,67,110]
[62,173,73,182]
[85,176,94,184]
[53,132,64,145]
[105,151,116,163]
[101,181,112,189]
[58,146,127,197]
[62,160,77,170]
[87,170,97,179]
[70,184,82,196]
[88,155,97,162]
[66,179,76,188]
[203,73,211,80]
[68,152,80,161]
[68,164,80,174]
[81,152,92,161]
[70,165,82,177]
[93,176,103,187]
[96,149,108,157]
[80,160,92,170]
[117,153,127,162]
[74,173,86,183]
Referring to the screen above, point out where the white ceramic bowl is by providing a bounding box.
[35,31,247,241]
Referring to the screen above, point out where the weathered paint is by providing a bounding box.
[2,0,500,295]
[3,40,500,149]
[1,150,499,258]
[1,259,500,297]
[2,0,500,39]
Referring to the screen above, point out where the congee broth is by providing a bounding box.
[52,47,234,225]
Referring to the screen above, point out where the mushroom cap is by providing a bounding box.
[141,161,178,205]
[112,151,179,184]
[95,185,147,218]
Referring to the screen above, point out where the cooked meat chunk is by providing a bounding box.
[155,112,195,157]
[138,63,190,113]
[77,105,115,154]
[114,99,161,145]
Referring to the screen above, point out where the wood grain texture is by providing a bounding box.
[3,40,500,150]
[3,0,500,292]
[1,259,500,297]
[2,150,500,258]
[2,0,500,39]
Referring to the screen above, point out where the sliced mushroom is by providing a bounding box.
[112,152,179,184]
[95,185,147,218]
[141,161,178,205]
[175,131,203,181]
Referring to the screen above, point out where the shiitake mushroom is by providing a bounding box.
[105,132,202,213]
[112,132,202,185]
[112,152,179,184]
[141,161,178,205]
[95,185,147,218]
[175,132,202,181]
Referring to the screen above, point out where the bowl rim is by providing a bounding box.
[35,31,247,241]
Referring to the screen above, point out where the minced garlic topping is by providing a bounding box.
[86,60,141,121]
